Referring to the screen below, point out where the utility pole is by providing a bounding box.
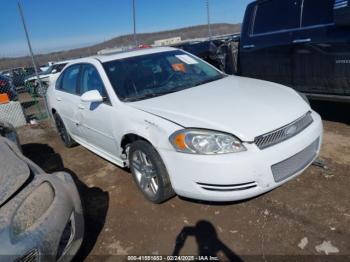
[133,0,138,47]
[206,0,212,40]
[18,1,41,86]
[18,1,48,119]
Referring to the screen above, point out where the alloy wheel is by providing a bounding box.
[132,150,159,198]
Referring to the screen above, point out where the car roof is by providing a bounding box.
[4,67,25,71]
[52,60,74,65]
[0,75,10,80]
[67,47,178,65]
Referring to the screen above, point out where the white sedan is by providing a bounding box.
[46,47,323,203]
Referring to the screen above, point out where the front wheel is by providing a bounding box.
[129,141,175,204]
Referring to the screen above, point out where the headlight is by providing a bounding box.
[169,129,246,155]
[12,182,54,235]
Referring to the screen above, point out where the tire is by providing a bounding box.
[129,140,175,204]
[53,113,77,148]
[32,81,40,96]
[36,83,48,97]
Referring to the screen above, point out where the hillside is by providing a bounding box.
[0,23,240,70]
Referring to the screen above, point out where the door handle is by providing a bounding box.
[243,44,255,49]
[293,38,311,44]
[56,97,62,101]
[78,104,85,110]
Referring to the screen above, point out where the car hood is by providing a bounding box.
[129,76,310,141]
[0,139,30,206]
[25,73,49,81]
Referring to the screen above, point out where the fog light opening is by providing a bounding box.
[15,248,39,262]
[56,213,76,260]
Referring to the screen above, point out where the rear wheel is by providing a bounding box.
[54,113,77,148]
[129,140,175,203]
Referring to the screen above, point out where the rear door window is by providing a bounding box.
[301,0,334,27]
[253,0,301,35]
[56,74,63,89]
[60,65,80,94]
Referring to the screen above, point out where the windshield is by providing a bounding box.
[53,63,67,73]
[42,65,54,74]
[41,63,66,74]
[103,50,225,102]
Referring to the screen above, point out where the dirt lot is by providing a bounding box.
[17,101,350,261]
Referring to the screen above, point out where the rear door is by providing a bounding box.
[292,0,348,95]
[77,64,117,156]
[55,64,82,137]
[239,0,301,87]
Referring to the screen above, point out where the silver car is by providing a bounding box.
[0,128,84,261]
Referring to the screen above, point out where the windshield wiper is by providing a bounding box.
[123,90,179,102]
[123,75,226,102]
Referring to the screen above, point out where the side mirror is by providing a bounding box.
[51,69,58,74]
[81,90,103,103]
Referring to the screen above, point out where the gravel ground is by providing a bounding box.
[17,100,350,261]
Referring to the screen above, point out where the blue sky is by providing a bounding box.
[0,0,251,57]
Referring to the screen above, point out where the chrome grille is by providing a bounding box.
[272,138,319,183]
[255,112,313,150]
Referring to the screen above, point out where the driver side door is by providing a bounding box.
[77,64,118,156]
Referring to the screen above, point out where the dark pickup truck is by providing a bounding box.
[175,0,350,102]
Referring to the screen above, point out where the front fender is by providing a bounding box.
[114,105,182,153]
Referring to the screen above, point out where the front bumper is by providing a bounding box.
[0,172,84,261]
[159,111,323,202]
